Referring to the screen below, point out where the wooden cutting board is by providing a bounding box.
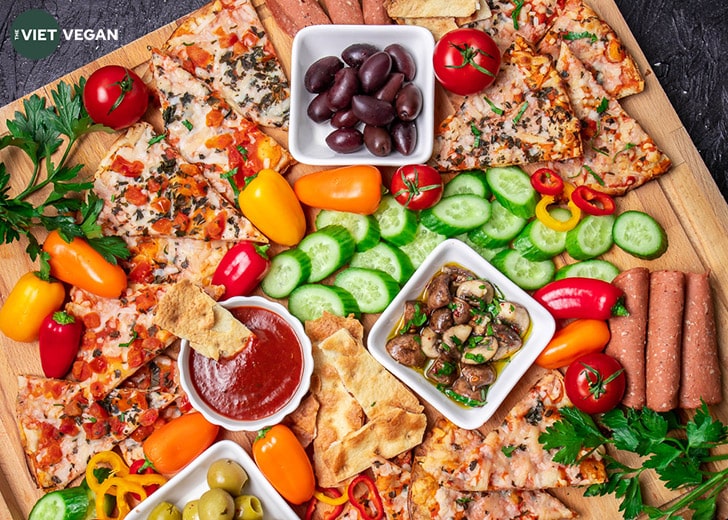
[1,1,728,518]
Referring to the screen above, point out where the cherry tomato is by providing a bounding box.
[390,164,443,210]
[564,352,626,414]
[83,65,149,130]
[433,28,501,96]
[530,168,564,196]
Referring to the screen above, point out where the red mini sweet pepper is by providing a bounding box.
[38,311,83,379]
[211,242,271,300]
[128,458,162,500]
[532,277,629,320]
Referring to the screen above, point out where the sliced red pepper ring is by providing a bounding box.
[530,167,564,196]
[347,474,384,520]
[570,185,616,216]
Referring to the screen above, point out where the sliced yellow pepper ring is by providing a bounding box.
[86,451,130,494]
[314,488,350,506]
[535,182,581,232]
[124,473,168,488]
[96,477,148,520]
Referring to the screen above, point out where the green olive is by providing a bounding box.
[206,458,249,497]
[198,488,235,520]
[147,501,183,520]
[232,495,264,520]
[182,500,201,520]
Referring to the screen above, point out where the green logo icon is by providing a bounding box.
[11,9,60,60]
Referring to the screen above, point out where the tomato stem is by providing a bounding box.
[446,43,497,77]
[108,70,135,115]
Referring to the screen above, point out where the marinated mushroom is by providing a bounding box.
[386,264,531,407]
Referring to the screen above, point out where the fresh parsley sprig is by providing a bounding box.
[0,79,128,263]
[539,404,728,520]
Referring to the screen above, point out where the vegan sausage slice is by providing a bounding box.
[265,0,332,38]
[606,267,649,409]
[645,270,685,412]
[321,0,365,24]
[679,271,722,408]
[362,0,392,24]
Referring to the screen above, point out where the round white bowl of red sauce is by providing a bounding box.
[178,296,313,431]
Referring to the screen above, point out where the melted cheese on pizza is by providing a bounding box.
[526,43,670,195]
[418,372,606,492]
[432,36,582,170]
[537,0,644,99]
[122,235,233,286]
[151,49,292,202]
[16,375,175,489]
[164,0,290,129]
[65,284,177,400]
[95,122,266,243]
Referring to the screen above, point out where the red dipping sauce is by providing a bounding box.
[188,306,304,421]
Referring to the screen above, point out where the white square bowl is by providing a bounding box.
[126,440,299,519]
[289,24,435,166]
[367,239,556,430]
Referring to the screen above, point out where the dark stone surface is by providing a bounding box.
[1,1,726,200]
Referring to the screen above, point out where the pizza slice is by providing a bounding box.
[151,48,293,203]
[468,0,564,51]
[164,0,290,129]
[94,122,267,243]
[408,458,576,519]
[525,43,671,195]
[537,0,643,98]
[65,284,177,400]
[122,235,233,286]
[16,375,176,489]
[417,371,606,491]
[431,35,582,170]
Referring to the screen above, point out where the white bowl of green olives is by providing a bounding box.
[126,440,299,520]
[289,24,435,166]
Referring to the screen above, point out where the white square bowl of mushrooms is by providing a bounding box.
[367,239,556,430]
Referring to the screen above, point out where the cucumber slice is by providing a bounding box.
[485,166,537,218]
[420,194,491,236]
[261,248,312,298]
[334,267,400,314]
[612,210,668,260]
[491,249,555,290]
[288,284,360,322]
[443,170,491,198]
[512,207,569,261]
[373,195,419,246]
[456,234,507,262]
[29,487,90,520]
[350,242,415,284]
[556,259,620,282]
[467,199,528,248]
[315,210,381,252]
[298,225,355,282]
[399,223,447,268]
[565,214,615,260]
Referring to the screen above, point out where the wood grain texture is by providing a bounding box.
[1,1,727,518]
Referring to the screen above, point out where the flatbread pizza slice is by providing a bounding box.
[151,48,292,203]
[417,371,607,491]
[432,35,582,170]
[164,0,290,129]
[122,235,233,286]
[94,122,267,243]
[468,0,564,52]
[526,43,671,195]
[16,375,176,489]
[65,284,177,400]
[408,457,576,519]
[537,0,644,98]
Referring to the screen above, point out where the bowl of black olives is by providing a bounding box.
[289,24,435,166]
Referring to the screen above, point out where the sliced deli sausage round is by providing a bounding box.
[679,271,722,408]
[645,270,685,412]
[606,267,649,409]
